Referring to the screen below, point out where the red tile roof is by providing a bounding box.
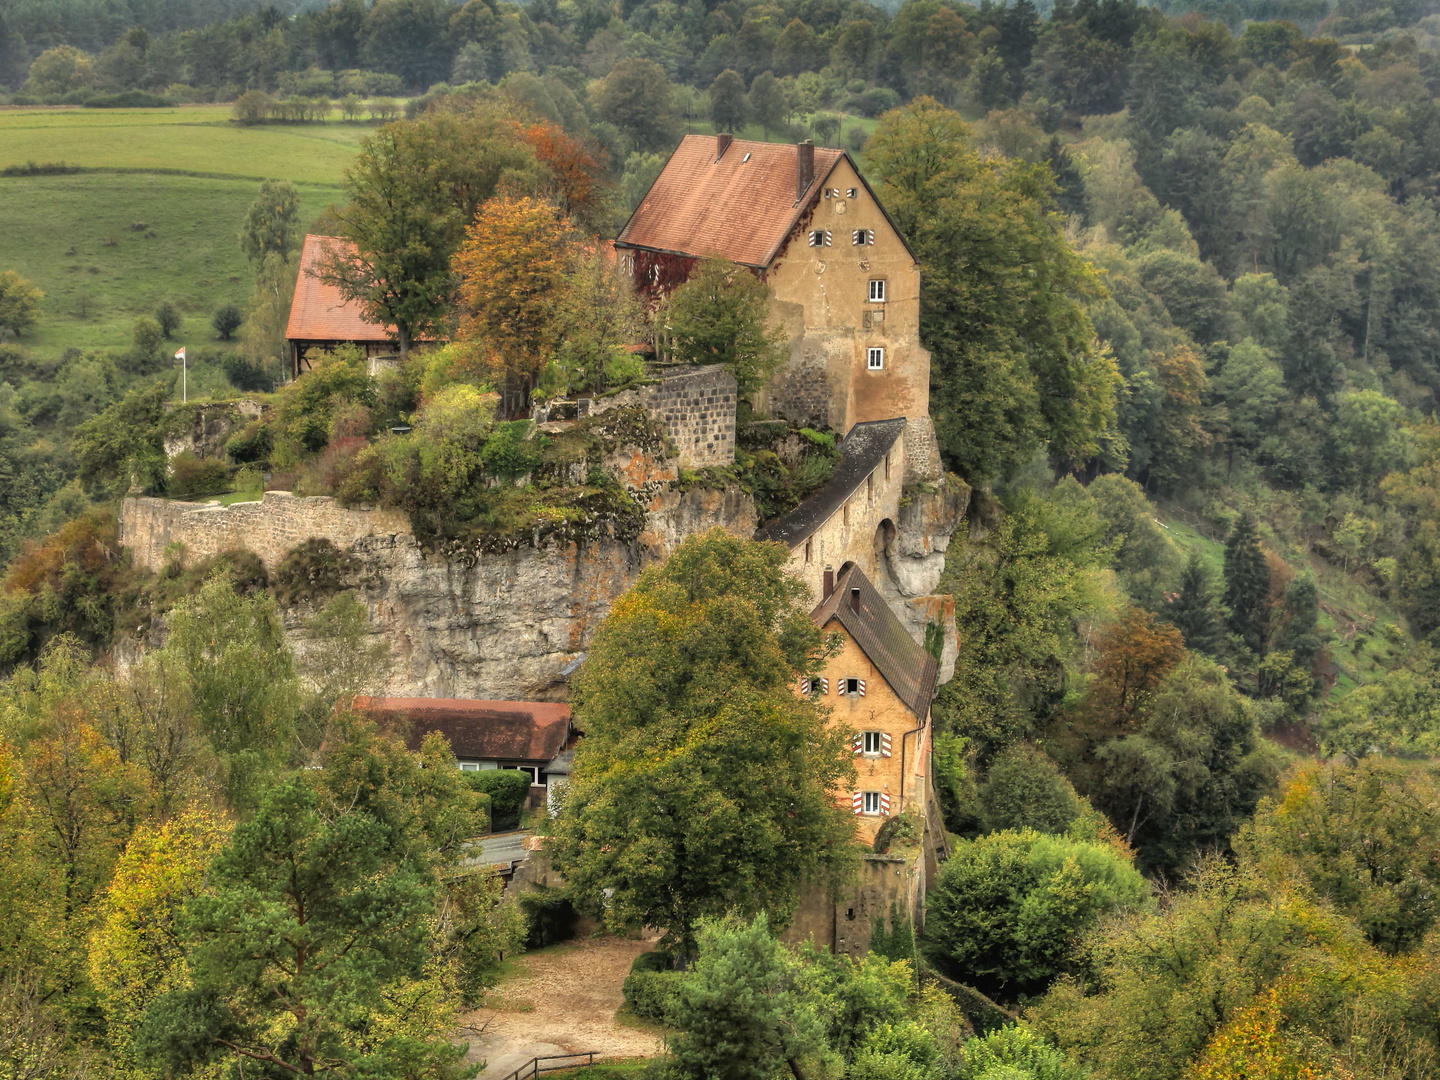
[352,697,571,763]
[615,135,845,268]
[285,234,396,344]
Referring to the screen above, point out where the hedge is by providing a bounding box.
[621,969,683,1024]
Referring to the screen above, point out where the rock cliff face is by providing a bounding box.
[120,435,964,701]
[121,449,757,701]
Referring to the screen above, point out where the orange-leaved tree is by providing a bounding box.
[516,120,608,229]
[452,196,576,395]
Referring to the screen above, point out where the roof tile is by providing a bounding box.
[286,234,396,344]
[615,135,844,268]
[352,697,571,763]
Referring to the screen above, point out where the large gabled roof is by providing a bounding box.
[614,135,846,268]
[352,697,571,763]
[811,565,937,719]
[285,234,396,344]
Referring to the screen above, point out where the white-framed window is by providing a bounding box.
[869,279,886,302]
[868,348,884,370]
[459,762,480,771]
[862,731,883,755]
[505,765,542,785]
[852,229,874,245]
[809,229,832,247]
[847,187,859,198]
[862,791,881,814]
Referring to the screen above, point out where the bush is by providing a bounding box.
[630,950,675,974]
[272,537,356,607]
[462,769,533,831]
[622,969,684,1024]
[479,420,542,480]
[167,451,232,499]
[979,744,1081,835]
[221,353,274,392]
[517,888,579,949]
[213,303,243,341]
[929,829,1149,998]
[83,91,171,108]
[155,301,181,339]
[233,89,273,125]
[225,420,272,465]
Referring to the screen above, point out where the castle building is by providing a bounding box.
[805,563,937,845]
[614,134,936,468]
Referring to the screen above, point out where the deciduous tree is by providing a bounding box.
[661,257,787,395]
[548,530,857,954]
[0,271,42,338]
[238,179,301,265]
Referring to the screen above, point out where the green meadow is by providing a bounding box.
[0,106,365,360]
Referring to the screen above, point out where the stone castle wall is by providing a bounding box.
[540,365,737,470]
[783,848,927,956]
[121,491,411,571]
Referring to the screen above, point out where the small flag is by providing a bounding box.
[174,347,185,361]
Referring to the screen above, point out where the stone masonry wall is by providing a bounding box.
[585,364,736,470]
[121,491,411,571]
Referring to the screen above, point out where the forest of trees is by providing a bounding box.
[9,0,1440,1076]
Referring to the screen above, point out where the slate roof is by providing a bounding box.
[285,234,396,344]
[614,135,845,268]
[756,418,907,548]
[352,697,571,763]
[811,565,937,719]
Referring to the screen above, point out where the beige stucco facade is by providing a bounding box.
[813,630,932,845]
[785,434,907,609]
[761,156,931,437]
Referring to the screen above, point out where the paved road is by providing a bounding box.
[466,830,532,868]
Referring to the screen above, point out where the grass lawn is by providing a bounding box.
[0,173,342,358]
[0,106,369,183]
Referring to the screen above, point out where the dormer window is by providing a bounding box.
[869,279,885,302]
[852,229,874,245]
[742,152,751,162]
[809,229,832,247]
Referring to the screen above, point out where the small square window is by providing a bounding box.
[869,279,886,302]
[459,762,479,771]
[868,348,884,370]
[841,677,862,695]
[862,731,882,754]
[852,229,874,246]
[862,791,881,814]
[847,188,859,198]
[809,229,832,247]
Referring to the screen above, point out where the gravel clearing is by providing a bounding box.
[462,933,665,1077]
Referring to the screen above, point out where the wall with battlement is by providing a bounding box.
[121,491,411,572]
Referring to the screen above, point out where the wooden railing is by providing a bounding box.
[497,1051,596,1080]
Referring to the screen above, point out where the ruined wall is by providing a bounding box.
[121,474,756,702]
[121,491,411,571]
[161,399,263,460]
[783,848,927,957]
[553,364,737,470]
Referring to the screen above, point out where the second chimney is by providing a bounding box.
[796,139,814,200]
[716,132,733,160]
[823,565,834,600]
[849,587,861,614]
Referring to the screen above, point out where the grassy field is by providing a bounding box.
[0,106,366,361]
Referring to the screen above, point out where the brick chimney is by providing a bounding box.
[796,139,815,200]
[716,132,733,159]
[849,587,861,613]
[823,565,834,600]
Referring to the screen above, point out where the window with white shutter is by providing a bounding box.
[809,229,832,247]
[852,229,874,245]
[862,730,882,755]
[839,677,865,696]
[880,731,893,758]
[862,791,882,814]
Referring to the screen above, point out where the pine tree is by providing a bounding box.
[1223,513,1270,654]
[1169,552,1224,656]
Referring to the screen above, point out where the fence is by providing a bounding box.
[497,1052,596,1080]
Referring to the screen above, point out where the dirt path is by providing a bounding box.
[461,934,665,1077]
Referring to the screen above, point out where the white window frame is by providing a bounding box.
[862,730,883,755]
[862,791,882,815]
[867,347,884,370]
[459,762,480,771]
[869,279,886,302]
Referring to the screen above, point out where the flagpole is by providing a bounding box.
[183,348,187,403]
